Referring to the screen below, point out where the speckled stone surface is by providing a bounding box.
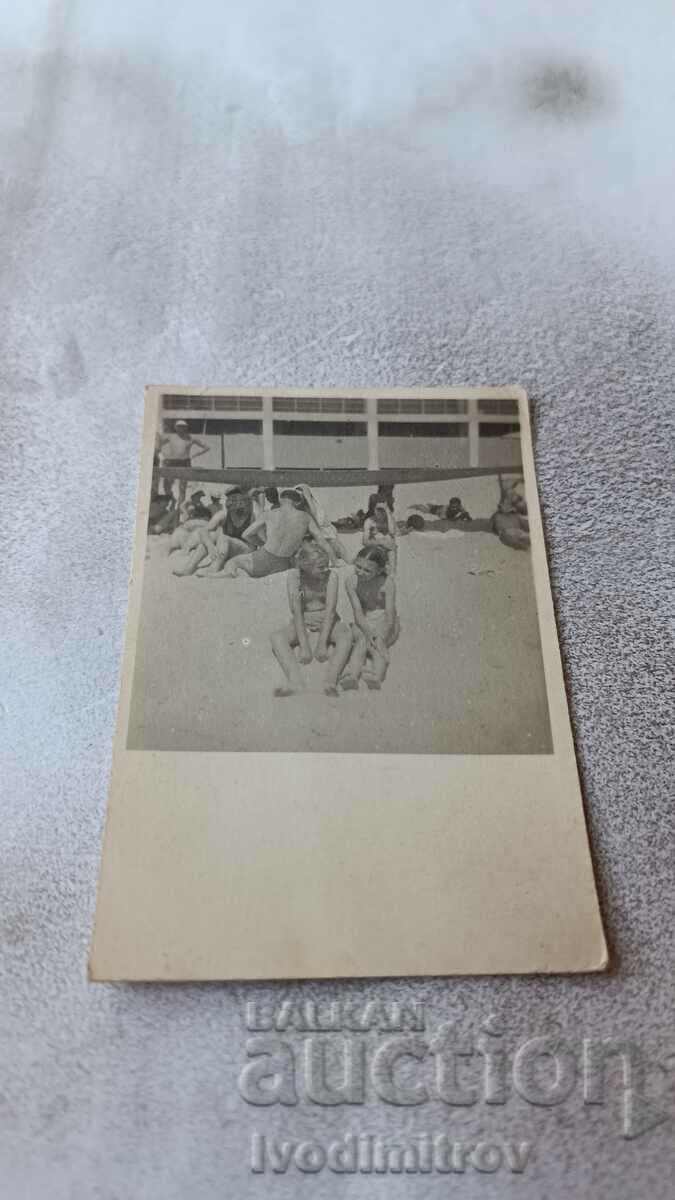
[1,3,674,1197]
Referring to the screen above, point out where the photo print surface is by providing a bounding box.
[128,390,551,754]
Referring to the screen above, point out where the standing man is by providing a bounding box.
[158,419,210,507]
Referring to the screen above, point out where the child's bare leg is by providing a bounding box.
[171,527,211,575]
[195,526,227,574]
[198,536,249,577]
[173,526,205,556]
[363,647,388,689]
[187,528,206,551]
[193,527,218,565]
[172,540,208,575]
[169,527,189,553]
[324,621,353,694]
[220,551,255,578]
[340,629,367,689]
[271,622,305,696]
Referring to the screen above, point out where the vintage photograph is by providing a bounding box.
[126,390,552,754]
[92,387,606,983]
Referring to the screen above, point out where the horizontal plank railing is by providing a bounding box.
[157,466,522,487]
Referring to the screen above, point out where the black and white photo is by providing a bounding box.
[128,389,552,754]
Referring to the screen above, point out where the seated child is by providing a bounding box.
[341,546,399,690]
[367,483,395,513]
[362,501,397,571]
[292,483,351,564]
[218,489,338,579]
[270,540,353,696]
[492,475,530,550]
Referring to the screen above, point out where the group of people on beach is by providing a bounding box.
[153,478,402,695]
[149,420,529,694]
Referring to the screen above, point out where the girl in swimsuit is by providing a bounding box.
[362,502,397,572]
[341,546,399,691]
[270,540,353,696]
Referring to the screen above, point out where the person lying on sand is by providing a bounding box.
[410,495,471,521]
[341,546,399,691]
[270,540,353,697]
[404,513,426,532]
[334,484,395,534]
[210,488,338,579]
[445,496,471,521]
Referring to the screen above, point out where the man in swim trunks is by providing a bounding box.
[158,419,210,506]
[220,489,338,578]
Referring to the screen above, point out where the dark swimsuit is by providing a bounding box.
[356,575,386,613]
[222,513,252,539]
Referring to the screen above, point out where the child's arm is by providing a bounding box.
[250,490,265,521]
[241,514,267,544]
[362,518,375,544]
[307,516,338,564]
[287,570,312,663]
[382,576,397,641]
[207,509,226,532]
[316,571,339,661]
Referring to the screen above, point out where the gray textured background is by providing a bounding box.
[1,2,674,1196]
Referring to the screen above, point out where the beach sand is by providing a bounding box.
[127,478,552,754]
